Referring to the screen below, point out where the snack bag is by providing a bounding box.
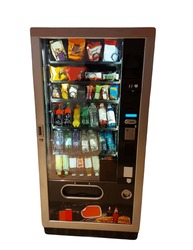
[103,40,119,62]
[101,85,109,100]
[66,66,87,81]
[86,41,102,61]
[50,40,67,61]
[61,83,69,99]
[49,66,68,82]
[69,85,78,99]
[68,39,85,60]
[110,84,119,100]
[52,84,61,98]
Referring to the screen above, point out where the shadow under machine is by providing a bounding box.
[30,27,155,239]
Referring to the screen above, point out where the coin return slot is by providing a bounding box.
[61,184,104,200]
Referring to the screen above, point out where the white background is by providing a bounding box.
[1,0,193,249]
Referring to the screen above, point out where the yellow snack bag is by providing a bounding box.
[49,66,68,82]
[61,83,69,99]
[68,39,85,60]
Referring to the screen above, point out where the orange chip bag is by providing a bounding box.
[68,39,85,60]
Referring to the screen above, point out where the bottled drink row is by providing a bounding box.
[53,129,116,156]
[55,155,100,177]
[53,102,117,128]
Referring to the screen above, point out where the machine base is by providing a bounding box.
[44,227,138,240]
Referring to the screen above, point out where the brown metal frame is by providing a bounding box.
[30,27,155,236]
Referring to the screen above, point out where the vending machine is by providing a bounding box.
[30,27,155,239]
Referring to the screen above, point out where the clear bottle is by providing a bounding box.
[107,104,116,128]
[69,157,76,176]
[88,103,98,128]
[64,129,72,150]
[98,131,107,154]
[55,155,63,176]
[106,131,116,154]
[92,156,100,177]
[76,157,85,176]
[72,129,80,149]
[62,155,69,176]
[81,130,89,153]
[53,129,63,152]
[88,130,98,152]
[98,103,107,127]
[85,157,93,177]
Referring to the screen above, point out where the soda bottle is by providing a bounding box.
[69,157,76,176]
[88,103,98,128]
[98,103,107,127]
[92,156,100,177]
[55,155,63,176]
[54,104,63,126]
[107,104,116,128]
[53,129,63,152]
[73,104,80,128]
[72,129,80,149]
[85,157,93,176]
[64,129,72,150]
[81,130,89,153]
[113,207,119,223]
[62,155,69,176]
[98,131,107,154]
[88,130,98,152]
[76,157,85,176]
[63,103,71,126]
[81,105,89,126]
[106,131,116,154]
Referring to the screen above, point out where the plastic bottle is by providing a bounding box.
[81,130,89,153]
[64,129,72,150]
[54,104,63,126]
[113,207,119,223]
[81,105,89,126]
[73,104,81,128]
[69,157,76,176]
[53,129,63,152]
[107,104,116,128]
[88,130,98,152]
[62,155,69,175]
[85,157,92,176]
[106,131,116,154]
[55,155,63,176]
[63,103,71,126]
[98,131,107,154]
[72,129,80,149]
[98,103,107,127]
[92,156,100,176]
[88,103,98,128]
[76,157,85,176]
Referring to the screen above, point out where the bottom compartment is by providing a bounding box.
[44,227,138,240]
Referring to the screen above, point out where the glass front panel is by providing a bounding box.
[41,38,123,182]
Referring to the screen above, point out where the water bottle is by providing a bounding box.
[81,130,89,153]
[64,129,72,150]
[88,103,98,128]
[53,129,63,152]
[99,103,107,127]
[106,131,116,154]
[107,104,116,128]
[99,131,107,154]
[88,130,98,152]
